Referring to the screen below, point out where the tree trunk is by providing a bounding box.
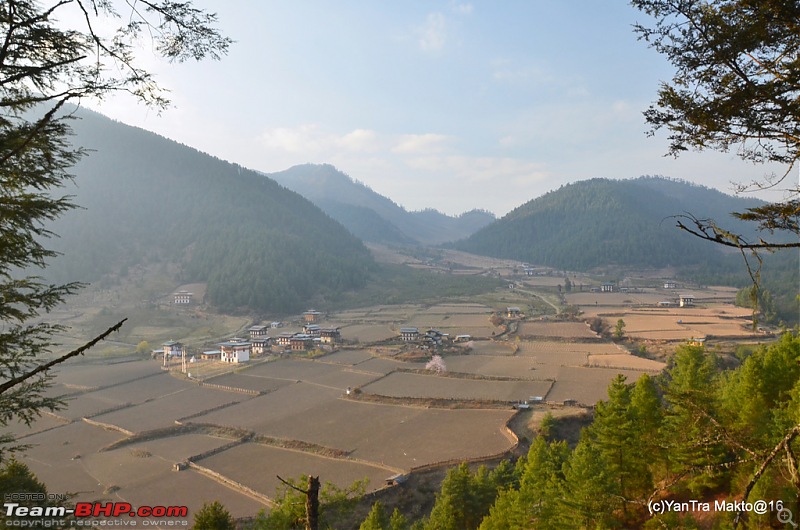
[306,475,320,530]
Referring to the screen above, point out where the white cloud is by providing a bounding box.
[338,129,380,152]
[392,133,451,154]
[417,12,447,52]
[450,2,473,15]
[259,125,383,155]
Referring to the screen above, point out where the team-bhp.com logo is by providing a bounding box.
[4,501,189,527]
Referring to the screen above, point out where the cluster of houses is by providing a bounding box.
[154,309,341,365]
[397,327,467,349]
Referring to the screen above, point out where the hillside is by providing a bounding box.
[268,164,496,245]
[453,177,774,272]
[45,109,374,313]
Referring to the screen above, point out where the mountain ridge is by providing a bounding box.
[267,163,496,245]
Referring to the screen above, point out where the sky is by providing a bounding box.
[86,1,794,217]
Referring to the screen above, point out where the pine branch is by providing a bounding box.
[0,318,127,395]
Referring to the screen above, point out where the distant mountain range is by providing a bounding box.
[46,109,374,313]
[41,109,796,319]
[267,164,496,245]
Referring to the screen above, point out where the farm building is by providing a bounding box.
[162,341,182,358]
[276,332,295,347]
[506,307,521,318]
[601,282,614,292]
[319,328,340,344]
[251,338,271,355]
[218,339,250,363]
[249,325,268,339]
[201,350,220,360]
[454,334,472,342]
[303,310,321,323]
[399,328,419,342]
[664,281,677,289]
[679,294,695,307]
[289,334,314,351]
[303,324,321,336]
[173,291,193,304]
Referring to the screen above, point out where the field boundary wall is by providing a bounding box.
[186,461,274,507]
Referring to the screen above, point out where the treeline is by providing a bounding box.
[45,109,374,313]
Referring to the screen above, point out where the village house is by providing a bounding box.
[289,334,314,351]
[249,325,268,339]
[399,327,419,342]
[173,291,193,304]
[201,350,220,361]
[162,340,182,359]
[664,281,678,290]
[679,294,695,307]
[276,332,295,347]
[506,307,521,318]
[319,328,340,344]
[251,337,271,355]
[218,338,250,363]
[601,282,614,293]
[303,323,321,337]
[425,329,448,345]
[303,309,321,323]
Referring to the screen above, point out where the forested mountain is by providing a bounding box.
[267,164,496,245]
[454,177,770,270]
[45,109,374,313]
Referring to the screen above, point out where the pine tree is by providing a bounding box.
[192,501,235,530]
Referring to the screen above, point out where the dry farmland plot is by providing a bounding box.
[353,357,419,375]
[248,396,517,470]
[242,358,384,389]
[517,321,598,339]
[126,433,234,462]
[20,421,124,498]
[518,340,624,366]
[92,386,245,432]
[205,372,295,393]
[200,443,395,497]
[321,349,375,365]
[361,372,552,402]
[193,383,342,435]
[80,448,265,518]
[420,304,493,315]
[546,366,651,405]
[469,341,517,356]
[52,360,163,388]
[340,324,398,342]
[586,354,665,371]
[444,355,542,379]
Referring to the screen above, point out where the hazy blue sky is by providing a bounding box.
[90,1,791,216]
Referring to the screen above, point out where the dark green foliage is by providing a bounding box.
[192,501,235,530]
[253,475,367,530]
[454,177,767,270]
[46,111,375,313]
[0,459,55,523]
